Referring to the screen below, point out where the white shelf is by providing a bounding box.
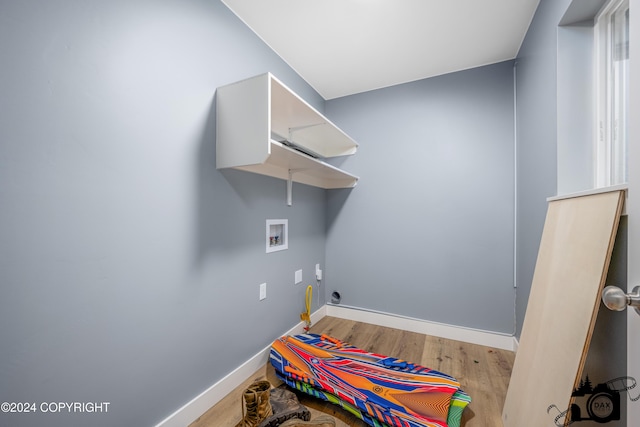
[216,73,358,190]
[236,140,358,189]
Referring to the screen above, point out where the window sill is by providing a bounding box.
[547,184,628,215]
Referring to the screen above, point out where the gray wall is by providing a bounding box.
[0,1,329,426]
[557,21,596,194]
[324,61,516,334]
[514,0,570,339]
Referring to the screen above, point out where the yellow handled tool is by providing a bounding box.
[300,285,312,332]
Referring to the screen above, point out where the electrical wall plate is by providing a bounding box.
[266,219,288,253]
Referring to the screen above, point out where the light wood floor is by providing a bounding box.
[190,317,515,427]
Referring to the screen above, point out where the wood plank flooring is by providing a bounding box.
[190,317,515,427]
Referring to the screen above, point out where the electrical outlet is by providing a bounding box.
[259,283,267,300]
[315,264,322,280]
[295,269,302,284]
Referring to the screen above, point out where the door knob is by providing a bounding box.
[601,285,640,315]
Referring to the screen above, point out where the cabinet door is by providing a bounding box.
[217,74,270,169]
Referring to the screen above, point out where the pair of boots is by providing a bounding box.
[235,380,335,427]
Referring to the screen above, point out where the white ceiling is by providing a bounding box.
[222,0,541,99]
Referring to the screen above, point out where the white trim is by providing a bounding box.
[157,304,517,427]
[326,304,517,352]
[513,60,518,290]
[154,306,327,427]
[595,6,609,188]
[594,0,630,187]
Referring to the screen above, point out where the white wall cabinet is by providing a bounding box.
[216,73,359,191]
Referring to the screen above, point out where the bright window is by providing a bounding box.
[595,0,630,187]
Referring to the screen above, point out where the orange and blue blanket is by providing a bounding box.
[269,333,470,427]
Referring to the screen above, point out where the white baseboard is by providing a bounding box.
[154,306,327,427]
[326,304,517,352]
[156,303,516,427]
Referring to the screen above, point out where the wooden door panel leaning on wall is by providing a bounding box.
[503,190,625,427]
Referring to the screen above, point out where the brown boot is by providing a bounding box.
[257,387,311,427]
[279,414,336,427]
[235,380,273,427]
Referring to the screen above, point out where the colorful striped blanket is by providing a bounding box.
[269,333,470,427]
